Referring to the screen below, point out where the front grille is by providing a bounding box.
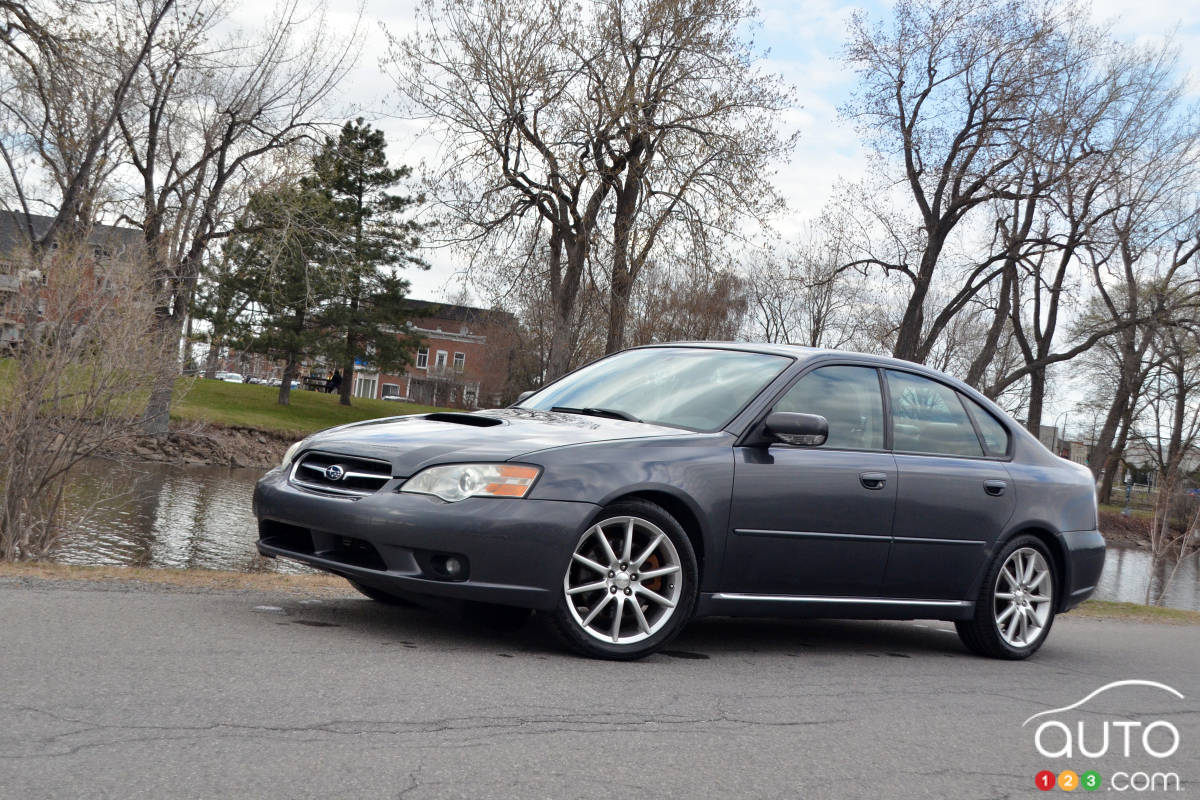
[289,451,392,496]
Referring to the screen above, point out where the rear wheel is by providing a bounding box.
[550,500,698,660]
[956,535,1057,659]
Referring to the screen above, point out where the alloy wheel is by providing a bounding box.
[993,547,1053,648]
[563,515,683,645]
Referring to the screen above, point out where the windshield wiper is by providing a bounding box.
[550,406,642,423]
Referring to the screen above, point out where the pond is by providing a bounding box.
[53,460,1200,610]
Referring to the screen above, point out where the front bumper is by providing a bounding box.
[253,468,600,610]
[1058,528,1106,611]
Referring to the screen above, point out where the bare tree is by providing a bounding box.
[584,0,794,353]
[745,229,865,349]
[388,0,793,377]
[842,0,1067,363]
[117,0,360,435]
[1130,325,1200,604]
[0,0,174,245]
[0,237,161,560]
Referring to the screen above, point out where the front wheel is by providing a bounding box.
[956,535,1057,659]
[550,500,698,660]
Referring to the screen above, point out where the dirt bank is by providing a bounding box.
[101,424,295,469]
[1099,509,1153,549]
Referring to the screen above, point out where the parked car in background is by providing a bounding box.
[254,344,1104,660]
[215,371,244,383]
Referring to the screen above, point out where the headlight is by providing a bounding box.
[281,438,310,468]
[400,464,541,502]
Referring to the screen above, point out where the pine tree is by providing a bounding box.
[230,183,340,406]
[310,119,427,406]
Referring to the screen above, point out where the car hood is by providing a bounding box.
[300,408,686,476]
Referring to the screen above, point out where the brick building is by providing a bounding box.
[349,300,517,408]
[0,211,143,349]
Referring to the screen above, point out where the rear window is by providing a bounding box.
[960,394,1011,457]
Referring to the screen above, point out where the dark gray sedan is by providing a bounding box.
[254,344,1105,660]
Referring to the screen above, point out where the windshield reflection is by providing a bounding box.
[519,347,791,431]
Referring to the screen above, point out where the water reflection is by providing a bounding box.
[52,460,1200,609]
[57,459,310,574]
[1092,544,1200,611]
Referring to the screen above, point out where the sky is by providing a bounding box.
[326,0,1200,303]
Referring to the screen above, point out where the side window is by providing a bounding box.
[885,370,983,457]
[961,394,1011,457]
[773,366,884,450]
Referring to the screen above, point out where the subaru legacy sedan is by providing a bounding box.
[254,344,1105,660]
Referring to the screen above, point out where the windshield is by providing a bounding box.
[518,347,791,431]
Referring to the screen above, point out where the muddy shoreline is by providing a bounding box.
[100,424,294,469]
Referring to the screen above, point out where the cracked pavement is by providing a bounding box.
[0,580,1196,799]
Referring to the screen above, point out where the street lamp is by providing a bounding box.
[1051,410,1069,456]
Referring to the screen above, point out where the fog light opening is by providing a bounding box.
[429,553,468,580]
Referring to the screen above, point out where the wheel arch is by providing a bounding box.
[1001,524,1070,613]
[599,488,708,581]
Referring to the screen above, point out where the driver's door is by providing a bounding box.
[724,365,896,596]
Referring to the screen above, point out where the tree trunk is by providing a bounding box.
[339,295,359,407]
[892,241,944,363]
[140,314,184,437]
[1098,408,1130,505]
[204,338,221,380]
[964,266,1013,388]
[278,353,298,406]
[546,236,583,381]
[605,166,642,355]
[1025,365,1046,437]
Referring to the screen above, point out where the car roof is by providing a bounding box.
[635,341,939,373]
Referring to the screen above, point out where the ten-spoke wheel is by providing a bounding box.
[551,500,697,659]
[956,534,1057,659]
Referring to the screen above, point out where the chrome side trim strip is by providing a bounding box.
[713,593,971,608]
[732,529,984,546]
[892,536,984,546]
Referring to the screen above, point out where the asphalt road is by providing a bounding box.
[1,579,1196,800]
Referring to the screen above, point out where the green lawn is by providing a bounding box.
[1076,600,1200,625]
[171,378,449,436]
[1099,502,1155,519]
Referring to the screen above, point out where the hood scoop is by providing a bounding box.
[424,412,503,428]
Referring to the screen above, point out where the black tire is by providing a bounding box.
[956,534,1057,659]
[549,499,698,661]
[348,580,417,607]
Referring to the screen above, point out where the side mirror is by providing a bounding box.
[516,390,536,403]
[764,412,828,446]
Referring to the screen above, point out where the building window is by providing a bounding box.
[416,348,428,369]
[435,350,448,369]
[453,352,465,373]
[354,375,378,399]
[381,383,401,398]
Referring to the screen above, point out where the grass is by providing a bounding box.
[1099,503,1155,520]
[1074,599,1200,625]
[0,359,448,437]
[170,378,449,436]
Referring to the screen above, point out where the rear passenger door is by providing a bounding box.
[881,370,1015,601]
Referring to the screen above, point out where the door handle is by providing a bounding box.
[984,479,1007,497]
[859,472,888,490]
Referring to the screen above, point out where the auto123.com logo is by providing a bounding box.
[1025,680,1184,792]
